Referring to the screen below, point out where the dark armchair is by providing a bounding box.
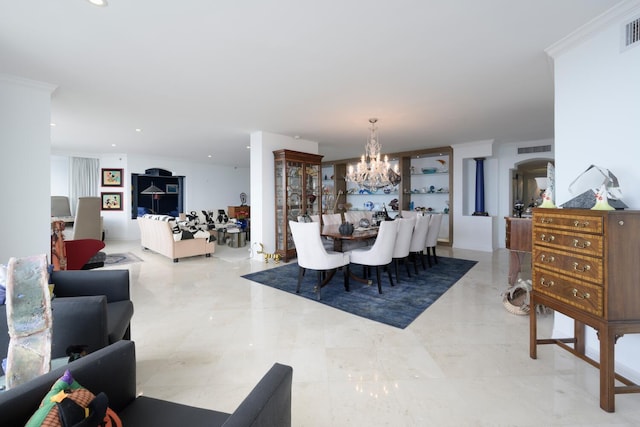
[0,269,133,360]
[0,341,293,427]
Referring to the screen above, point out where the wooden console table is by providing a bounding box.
[529,208,640,412]
[504,217,532,285]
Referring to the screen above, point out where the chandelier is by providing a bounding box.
[346,118,399,190]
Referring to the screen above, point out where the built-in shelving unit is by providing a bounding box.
[321,146,453,244]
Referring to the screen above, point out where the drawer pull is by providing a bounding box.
[572,239,591,249]
[540,254,555,263]
[540,217,553,224]
[540,234,555,243]
[572,262,591,272]
[572,288,591,300]
[540,277,555,288]
[573,220,590,228]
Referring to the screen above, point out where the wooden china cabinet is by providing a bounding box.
[273,149,323,262]
[529,208,640,412]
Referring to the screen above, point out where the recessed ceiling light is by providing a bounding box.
[135,128,142,133]
[87,0,108,7]
[246,145,251,149]
[208,155,212,158]
[50,123,56,127]
[111,144,117,147]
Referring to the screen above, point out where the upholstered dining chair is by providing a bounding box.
[348,220,399,294]
[289,220,350,300]
[391,217,415,282]
[425,213,444,267]
[322,213,342,225]
[344,210,365,225]
[401,210,418,219]
[73,197,103,241]
[51,195,75,224]
[408,214,430,273]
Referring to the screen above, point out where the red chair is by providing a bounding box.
[64,239,106,270]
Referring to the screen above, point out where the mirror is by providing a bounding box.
[511,159,553,217]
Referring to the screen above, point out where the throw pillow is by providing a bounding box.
[25,369,122,427]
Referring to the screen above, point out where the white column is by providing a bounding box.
[0,74,56,263]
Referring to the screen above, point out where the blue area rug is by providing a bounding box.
[242,256,477,329]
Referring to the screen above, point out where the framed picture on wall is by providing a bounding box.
[166,184,178,194]
[101,192,123,210]
[102,168,123,187]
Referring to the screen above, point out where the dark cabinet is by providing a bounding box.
[131,169,184,219]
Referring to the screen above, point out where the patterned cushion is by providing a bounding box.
[25,369,122,427]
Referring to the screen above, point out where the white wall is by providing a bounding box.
[249,132,318,255]
[548,0,640,382]
[0,75,56,263]
[50,155,69,196]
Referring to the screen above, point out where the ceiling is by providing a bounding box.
[0,0,622,167]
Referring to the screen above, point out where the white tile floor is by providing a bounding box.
[102,240,640,426]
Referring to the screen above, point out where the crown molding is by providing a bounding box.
[545,0,640,58]
[0,73,57,93]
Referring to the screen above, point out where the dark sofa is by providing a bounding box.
[0,340,293,427]
[0,269,133,359]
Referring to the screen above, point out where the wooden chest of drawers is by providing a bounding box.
[530,208,640,412]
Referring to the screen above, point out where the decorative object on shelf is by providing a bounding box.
[383,187,392,194]
[256,243,281,264]
[239,192,247,206]
[346,118,400,190]
[364,201,374,211]
[389,198,399,211]
[359,218,370,228]
[338,222,354,236]
[436,159,448,173]
[421,167,437,174]
[561,164,627,210]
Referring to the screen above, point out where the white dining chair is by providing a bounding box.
[425,213,444,267]
[408,214,430,273]
[348,220,399,294]
[322,213,342,225]
[344,210,365,225]
[401,210,418,219]
[289,221,350,299]
[391,217,415,282]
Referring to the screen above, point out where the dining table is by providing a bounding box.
[319,223,379,286]
[321,224,378,252]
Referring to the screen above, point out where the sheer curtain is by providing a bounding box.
[69,157,100,216]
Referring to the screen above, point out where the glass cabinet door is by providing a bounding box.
[304,163,320,217]
[273,150,324,262]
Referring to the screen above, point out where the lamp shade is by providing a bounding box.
[141,183,165,195]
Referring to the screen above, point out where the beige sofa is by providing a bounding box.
[137,215,215,262]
